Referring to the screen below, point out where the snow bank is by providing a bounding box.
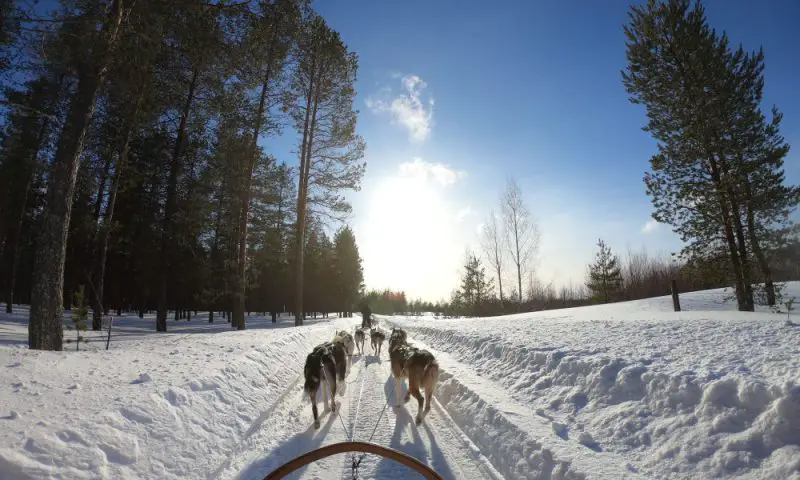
[390,284,800,479]
[0,314,349,479]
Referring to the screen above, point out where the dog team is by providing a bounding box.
[303,324,439,429]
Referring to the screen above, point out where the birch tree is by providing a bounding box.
[501,178,539,308]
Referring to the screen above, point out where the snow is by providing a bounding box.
[0,284,798,479]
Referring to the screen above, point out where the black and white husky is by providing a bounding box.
[354,328,366,355]
[303,341,347,429]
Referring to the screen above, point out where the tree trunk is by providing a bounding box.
[91,92,143,330]
[3,113,51,315]
[709,161,749,312]
[233,36,278,332]
[28,1,125,350]
[728,190,755,311]
[293,75,317,327]
[744,181,776,306]
[93,152,113,223]
[156,68,199,333]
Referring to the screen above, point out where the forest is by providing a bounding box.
[0,0,366,350]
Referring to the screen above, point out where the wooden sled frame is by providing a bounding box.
[264,441,444,479]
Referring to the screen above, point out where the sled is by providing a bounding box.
[263,441,444,479]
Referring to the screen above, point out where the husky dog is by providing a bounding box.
[333,330,355,357]
[304,341,347,429]
[354,328,366,355]
[370,328,386,356]
[388,327,439,425]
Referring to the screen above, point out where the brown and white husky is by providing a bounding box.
[370,328,386,356]
[388,327,439,425]
[354,328,366,355]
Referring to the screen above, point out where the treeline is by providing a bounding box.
[0,0,365,350]
[426,235,799,318]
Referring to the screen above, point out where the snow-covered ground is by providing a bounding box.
[0,284,798,479]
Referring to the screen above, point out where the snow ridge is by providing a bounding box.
[394,316,800,479]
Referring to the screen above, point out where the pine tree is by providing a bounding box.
[28,1,128,350]
[290,13,366,326]
[622,0,767,312]
[586,239,623,304]
[230,0,305,331]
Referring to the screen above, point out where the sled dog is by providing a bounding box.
[370,328,386,356]
[333,330,355,357]
[388,327,439,425]
[354,328,366,355]
[304,341,347,429]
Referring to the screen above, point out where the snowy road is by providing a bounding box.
[213,337,498,480]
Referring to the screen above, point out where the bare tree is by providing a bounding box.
[479,211,504,306]
[501,178,539,308]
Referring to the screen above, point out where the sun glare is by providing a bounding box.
[360,175,460,300]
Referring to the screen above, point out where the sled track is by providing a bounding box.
[210,337,504,480]
[206,371,307,479]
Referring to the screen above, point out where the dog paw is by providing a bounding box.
[415,416,422,426]
[331,403,336,413]
[314,420,321,429]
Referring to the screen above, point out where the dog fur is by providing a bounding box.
[303,341,347,429]
[354,328,366,355]
[333,330,355,357]
[370,328,386,356]
[388,327,439,425]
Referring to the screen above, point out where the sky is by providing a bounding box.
[14,1,800,302]
[297,0,800,303]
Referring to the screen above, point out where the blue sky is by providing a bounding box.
[289,0,800,302]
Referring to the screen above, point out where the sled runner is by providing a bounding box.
[263,441,444,479]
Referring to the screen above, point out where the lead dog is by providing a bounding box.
[354,328,366,355]
[388,327,439,425]
[303,341,347,429]
[370,328,386,356]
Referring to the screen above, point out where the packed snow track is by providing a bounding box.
[211,332,503,480]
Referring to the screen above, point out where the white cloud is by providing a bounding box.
[366,74,434,142]
[642,218,660,233]
[455,206,475,222]
[398,158,465,186]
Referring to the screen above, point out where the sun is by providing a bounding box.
[359,175,458,300]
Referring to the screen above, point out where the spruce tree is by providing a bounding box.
[332,226,364,316]
[586,239,623,304]
[459,252,494,316]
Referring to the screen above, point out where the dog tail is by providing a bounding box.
[303,352,321,397]
[422,358,439,393]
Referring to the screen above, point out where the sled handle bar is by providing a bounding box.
[264,441,444,479]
